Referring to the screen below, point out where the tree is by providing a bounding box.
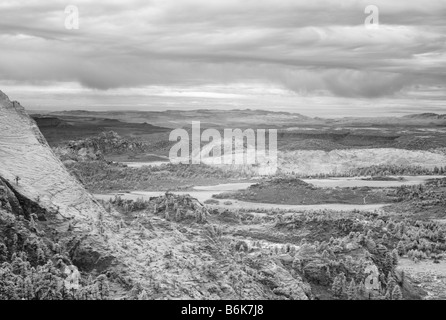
[387,273,397,295]
[347,279,357,300]
[396,241,406,256]
[332,275,343,298]
[10,234,18,255]
[0,243,8,263]
[36,247,46,265]
[23,276,35,300]
[384,253,394,273]
[339,272,346,291]
[391,249,399,266]
[391,285,403,300]
[322,250,330,260]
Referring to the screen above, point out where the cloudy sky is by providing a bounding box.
[0,0,445,116]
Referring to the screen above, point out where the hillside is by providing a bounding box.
[31,114,170,146]
[0,91,313,300]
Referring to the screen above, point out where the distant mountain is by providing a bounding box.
[49,109,314,129]
[33,115,72,128]
[44,108,446,130]
[403,113,446,120]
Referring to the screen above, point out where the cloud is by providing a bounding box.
[0,0,445,102]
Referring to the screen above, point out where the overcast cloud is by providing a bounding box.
[0,0,445,114]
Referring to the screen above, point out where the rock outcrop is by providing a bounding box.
[54,131,148,162]
[0,90,105,220]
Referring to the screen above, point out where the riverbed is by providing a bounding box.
[94,170,443,212]
[94,181,388,212]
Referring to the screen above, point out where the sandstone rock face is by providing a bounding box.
[0,90,105,220]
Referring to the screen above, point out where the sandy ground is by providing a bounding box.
[122,161,169,168]
[193,183,255,191]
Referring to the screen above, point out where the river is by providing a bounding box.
[94,169,443,212]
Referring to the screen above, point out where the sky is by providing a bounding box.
[0,0,445,117]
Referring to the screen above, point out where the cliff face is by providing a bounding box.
[0,90,117,283]
[0,91,105,220]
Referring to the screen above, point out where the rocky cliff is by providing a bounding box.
[0,90,105,221]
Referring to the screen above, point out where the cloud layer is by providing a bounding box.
[0,0,445,110]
